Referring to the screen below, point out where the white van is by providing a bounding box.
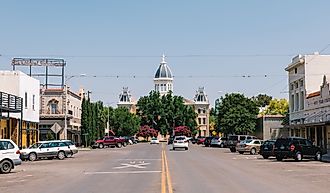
[0,139,22,174]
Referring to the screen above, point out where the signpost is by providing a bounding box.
[50,122,62,139]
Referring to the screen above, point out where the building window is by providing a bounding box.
[203,118,206,124]
[290,94,294,112]
[198,109,201,114]
[299,79,304,87]
[50,103,58,114]
[198,118,201,124]
[32,94,35,110]
[290,84,294,91]
[24,92,28,108]
[294,68,297,74]
[300,91,304,110]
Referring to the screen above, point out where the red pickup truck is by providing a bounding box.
[92,136,124,148]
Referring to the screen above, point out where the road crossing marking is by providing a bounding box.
[114,161,150,169]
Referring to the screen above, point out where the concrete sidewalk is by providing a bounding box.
[77,147,92,151]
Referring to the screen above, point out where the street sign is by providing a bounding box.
[50,122,62,134]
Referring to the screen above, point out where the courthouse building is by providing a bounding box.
[118,55,210,137]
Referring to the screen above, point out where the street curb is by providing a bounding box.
[78,148,92,151]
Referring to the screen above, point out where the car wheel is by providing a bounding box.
[0,160,13,174]
[29,153,37,161]
[173,147,176,151]
[116,143,122,148]
[315,151,322,161]
[295,152,302,161]
[123,142,127,147]
[98,143,104,149]
[239,151,244,154]
[220,143,224,148]
[57,151,65,160]
[262,155,269,159]
[250,148,257,155]
[185,147,188,151]
[276,156,283,161]
[230,147,236,152]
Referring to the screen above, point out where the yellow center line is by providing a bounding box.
[161,143,174,193]
[161,144,166,193]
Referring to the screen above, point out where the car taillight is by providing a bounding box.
[174,140,177,143]
[290,144,295,151]
[184,140,188,143]
[16,150,20,154]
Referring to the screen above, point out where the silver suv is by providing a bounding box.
[227,135,258,152]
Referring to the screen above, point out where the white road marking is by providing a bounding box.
[117,159,161,160]
[84,171,161,175]
[114,162,150,169]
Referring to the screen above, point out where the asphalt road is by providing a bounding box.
[1,143,330,193]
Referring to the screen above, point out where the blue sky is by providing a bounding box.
[1,1,330,106]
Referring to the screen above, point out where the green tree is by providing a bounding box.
[262,99,289,116]
[216,93,259,135]
[111,107,140,136]
[137,91,197,136]
[252,94,273,107]
[46,130,55,140]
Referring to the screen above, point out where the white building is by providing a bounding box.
[154,54,173,96]
[285,53,330,150]
[117,87,136,113]
[0,70,40,147]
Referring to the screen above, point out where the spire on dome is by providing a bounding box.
[161,54,167,64]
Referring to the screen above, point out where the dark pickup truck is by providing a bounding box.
[92,136,124,148]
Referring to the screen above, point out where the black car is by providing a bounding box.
[274,137,324,161]
[204,137,214,147]
[259,139,276,159]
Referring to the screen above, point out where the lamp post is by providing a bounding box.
[64,74,86,139]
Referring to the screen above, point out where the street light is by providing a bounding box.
[64,74,86,139]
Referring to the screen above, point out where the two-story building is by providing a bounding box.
[285,53,330,150]
[39,87,84,145]
[0,70,39,148]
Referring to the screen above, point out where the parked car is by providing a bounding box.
[204,136,214,147]
[168,136,174,145]
[0,139,21,174]
[173,136,189,150]
[129,137,138,144]
[196,137,206,145]
[274,137,324,161]
[91,136,123,148]
[227,135,258,152]
[20,141,69,161]
[150,137,160,144]
[210,137,228,148]
[259,139,276,159]
[191,137,198,144]
[236,139,263,155]
[58,140,79,157]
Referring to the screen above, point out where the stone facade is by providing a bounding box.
[39,87,84,145]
